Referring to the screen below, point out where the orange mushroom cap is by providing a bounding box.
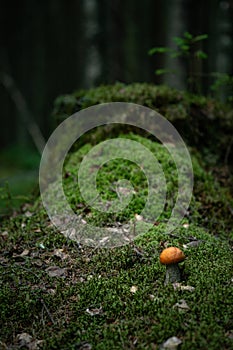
[159,247,185,265]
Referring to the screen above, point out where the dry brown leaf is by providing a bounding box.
[34,228,42,233]
[0,340,7,349]
[53,248,69,260]
[45,266,67,278]
[0,231,8,239]
[32,259,43,267]
[20,249,30,257]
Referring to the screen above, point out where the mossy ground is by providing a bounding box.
[0,212,232,349]
[0,84,233,349]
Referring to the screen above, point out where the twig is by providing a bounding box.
[40,298,55,324]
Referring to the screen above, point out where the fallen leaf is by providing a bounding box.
[130,285,138,293]
[99,236,110,245]
[0,231,8,238]
[225,330,233,339]
[86,306,103,316]
[28,339,44,350]
[34,228,41,232]
[62,228,77,240]
[0,341,7,349]
[160,336,182,349]
[73,341,92,349]
[47,288,56,295]
[53,248,69,260]
[183,240,203,249]
[16,333,43,350]
[20,249,30,257]
[13,249,30,259]
[83,238,95,245]
[17,333,32,345]
[25,211,32,218]
[83,257,91,263]
[135,214,143,221]
[117,186,135,196]
[32,259,43,267]
[45,266,67,278]
[173,299,190,312]
[172,283,195,291]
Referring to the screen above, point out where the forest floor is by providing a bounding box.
[0,84,233,349]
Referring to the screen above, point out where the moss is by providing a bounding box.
[1,83,233,349]
[0,216,232,349]
[60,133,232,238]
[1,134,232,349]
[52,82,233,170]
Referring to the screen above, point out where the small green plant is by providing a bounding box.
[149,32,208,61]
[149,31,233,99]
[210,72,233,101]
[149,32,208,93]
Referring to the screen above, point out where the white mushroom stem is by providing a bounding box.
[165,263,181,285]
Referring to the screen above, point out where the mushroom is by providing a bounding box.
[159,247,185,285]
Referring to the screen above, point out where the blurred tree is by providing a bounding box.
[0,0,232,150]
[0,0,86,148]
[95,0,126,83]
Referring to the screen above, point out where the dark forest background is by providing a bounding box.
[0,0,232,209]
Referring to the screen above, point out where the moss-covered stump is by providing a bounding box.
[1,129,233,349]
[51,133,231,239]
[52,83,233,172]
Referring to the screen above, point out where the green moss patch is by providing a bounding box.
[0,217,232,349]
[60,133,232,238]
[52,83,233,170]
[1,131,233,349]
[0,83,232,349]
